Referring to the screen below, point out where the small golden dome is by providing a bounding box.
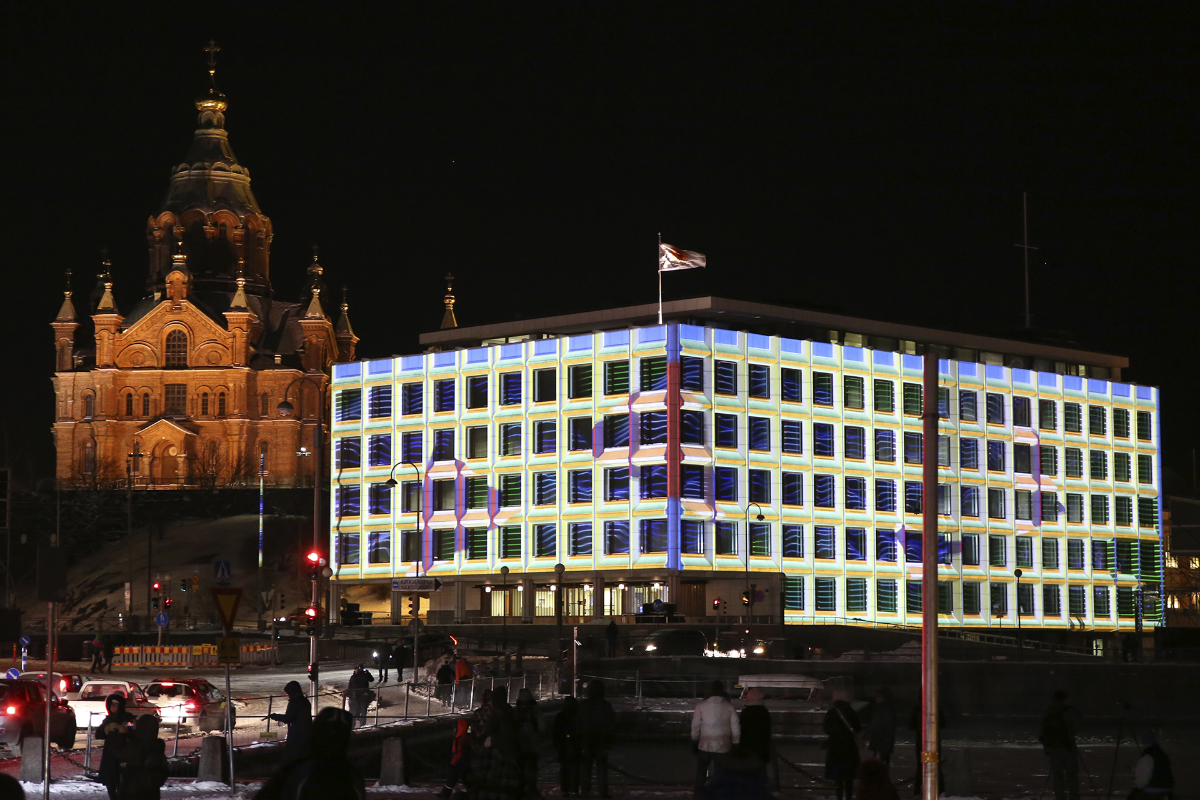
[195,40,228,113]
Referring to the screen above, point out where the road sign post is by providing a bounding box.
[19,635,29,672]
[209,587,241,787]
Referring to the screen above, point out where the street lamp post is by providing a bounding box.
[1014,568,1023,661]
[745,503,765,625]
[278,376,326,705]
[500,566,510,652]
[385,461,422,681]
[554,563,565,664]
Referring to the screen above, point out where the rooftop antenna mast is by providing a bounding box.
[1014,192,1038,329]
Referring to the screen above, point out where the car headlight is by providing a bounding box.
[753,647,765,654]
[644,644,657,652]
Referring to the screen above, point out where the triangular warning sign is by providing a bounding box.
[211,587,243,633]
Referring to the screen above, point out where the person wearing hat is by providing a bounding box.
[1131,731,1174,798]
[268,680,313,763]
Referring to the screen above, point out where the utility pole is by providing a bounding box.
[920,352,940,800]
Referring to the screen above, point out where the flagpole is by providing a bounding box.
[657,232,663,325]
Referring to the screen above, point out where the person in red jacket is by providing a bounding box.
[453,655,473,709]
[438,718,472,799]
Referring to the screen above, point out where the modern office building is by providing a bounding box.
[327,297,1162,636]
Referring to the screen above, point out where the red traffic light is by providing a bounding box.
[307,552,321,565]
[304,605,318,620]
[152,581,161,592]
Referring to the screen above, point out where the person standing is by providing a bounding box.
[514,687,543,798]
[866,687,897,767]
[255,707,366,800]
[103,639,116,673]
[739,688,772,787]
[117,715,170,800]
[577,679,616,798]
[1131,732,1174,798]
[90,636,105,672]
[553,696,581,797]
[454,655,473,709]
[344,665,374,728]
[823,689,861,800]
[438,718,474,799]
[605,620,618,658]
[267,680,313,763]
[96,694,135,800]
[691,680,741,794]
[436,660,455,705]
[376,641,393,684]
[471,686,520,800]
[1039,690,1080,800]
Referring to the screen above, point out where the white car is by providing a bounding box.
[73,680,161,729]
[144,679,234,732]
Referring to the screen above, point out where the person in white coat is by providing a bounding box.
[691,680,741,794]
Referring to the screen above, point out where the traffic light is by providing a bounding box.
[180,580,187,593]
[151,597,159,610]
[408,595,420,617]
[307,663,319,683]
[712,598,721,611]
[164,598,173,609]
[307,551,322,579]
[152,581,161,593]
[304,604,318,632]
[741,591,750,606]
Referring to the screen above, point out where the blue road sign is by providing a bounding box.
[213,560,232,586]
[652,598,665,612]
[5,669,19,679]
[155,613,169,628]
[18,636,29,648]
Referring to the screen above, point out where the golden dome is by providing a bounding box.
[195,40,228,113]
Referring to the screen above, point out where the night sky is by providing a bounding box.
[5,3,1196,490]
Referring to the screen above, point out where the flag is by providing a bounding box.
[659,242,706,272]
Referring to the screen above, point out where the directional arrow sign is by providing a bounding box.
[391,578,443,593]
[211,587,243,633]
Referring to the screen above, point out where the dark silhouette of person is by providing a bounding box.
[0,773,24,800]
[104,639,116,673]
[605,620,618,657]
[823,689,860,800]
[116,714,170,800]
[553,696,581,796]
[254,707,365,800]
[577,679,616,798]
[866,687,897,766]
[514,687,543,798]
[96,693,136,800]
[740,687,772,786]
[268,681,313,763]
[1039,691,1079,800]
[468,685,520,799]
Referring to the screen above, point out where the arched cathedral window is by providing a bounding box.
[165,330,188,368]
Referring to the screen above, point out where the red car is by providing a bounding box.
[0,679,78,755]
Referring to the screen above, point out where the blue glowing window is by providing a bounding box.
[500,423,521,456]
[605,521,630,554]
[876,529,897,562]
[569,417,592,451]
[875,480,896,512]
[749,364,770,398]
[535,524,557,558]
[368,434,391,467]
[368,387,392,418]
[604,415,630,448]
[783,525,804,558]
[640,411,668,445]
[815,526,836,559]
[749,417,770,451]
[875,430,895,462]
[714,361,737,396]
[814,424,835,457]
[782,420,802,454]
[781,369,802,402]
[568,470,592,503]
[336,390,362,422]
[434,380,455,412]
[905,481,923,514]
[681,410,705,445]
[845,477,866,510]
[500,373,522,406]
[535,420,557,454]
[782,472,803,506]
[748,469,770,503]
[639,519,668,553]
[534,472,557,505]
[715,467,738,502]
[846,527,866,561]
[432,429,454,461]
[715,522,737,555]
[367,484,390,515]
[640,465,668,499]
[815,475,835,508]
[401,384,423,415]
[681,465,705,499]
[750,523,770,556]
[905,533,922,563]
[845,426,866,459]
[336,485,360,517]
[681,357,704,391]
[569,523,592,556]
[335,437,361,469]
[682,520,705,555]
[400,431,422,463]
[715,414,737,448]
[961,486,979,518]
[606,468,630,501]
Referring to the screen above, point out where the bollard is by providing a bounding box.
[197,735,230,784]
[945,747,972,796]
[18,736,45,782]
[379,738,406,786]
[265,695,273,732]
[404,682,409,718]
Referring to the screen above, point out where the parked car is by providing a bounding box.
[0,679,77,755]
[631,629,710,657]
[144,678,234,732]
[18,672,93,701]
[709,632,809,659]
[73,680,161,729]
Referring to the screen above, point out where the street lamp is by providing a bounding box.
[554,563,565,663]
[384,461,423,682]
[278,375,326,705]
[745,503,765,625]
[500,566,510,652]
[1014,568,1024,661]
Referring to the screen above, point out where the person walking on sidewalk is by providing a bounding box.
[739,687,772,788]
[103,638,116,673]
[866,686,897,767]
[605,620,618,657]
[96,693,135,800]
[376,641,393,684]
[577,679,616,798]
[553,696,581,796]
[438,718,473,799]
[90,635,105,672]
[344,665,375,728]
[823,688,861,800]
[267,680,312,764]
[691,680,741,794]
[1039,690,1080,800]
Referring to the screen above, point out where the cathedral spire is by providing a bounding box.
[194,39,228,127]
[229,258,249,310]
[55,269,76,323]
[304,285,327,320]
[335,286,359,362]
[440,272,458,330]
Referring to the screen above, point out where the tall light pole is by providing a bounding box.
[745,503,764,625]
[1014,568,1024,661]
[385,461,422,681]
[278,375,326,705]
[554,563,565,663]
[919,352,940,800]
[500,566,510,652]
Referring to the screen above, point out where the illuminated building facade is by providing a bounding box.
[328,298,1162,632]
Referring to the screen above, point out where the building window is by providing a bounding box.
[1016,536,1034,568]
[605,468,630,501]
[782,525,804,558]
[402,383,423,415]
[937,483,951,514]
[1065,448,1083,478]
[843,375,864,409]
[815,475,835,508]
[987,440,1005,471]
[714,361,737,396]
[640,519,668,553]
[748,417,770,451]
[876,529,897,562]
[783,576,804,610]
[164,384,186,416]
[681,465,704,500]
[433,429,455,461]
[814,526,836,559]
[434,529,456,561]
[814,424,835,457]
[846,528,867,561]
[845,427,866,460]
[1114,452,1131,482]
[534,420,557,453]
[640,465,668,499]
[904,481,922,514]
[986,393,1005,425]
[368,484,391,515]
[1137,497,1158,528]
[495,373,519,406]
[1042,538,1059,570]
[1137,454,1154,484]
[987,488,1006,520]
[1091,494,1110,524]
[433,479,456,511]
[876,480,897,512]
[434,379,455,412]
[142,393,151,417]
[335,389,359,421]
[604,361,629,395]
[905,533,922,564]
[964,582,982,615]
[164,330,188,368]
[816,578,837,612]
[1064,402,1082,433]
[568,365,592,399]
[641,357,667,391]
[681,357,703,392]
[988,535,1006,567]
[748,469,770,503]
[714,414,737,449]
[1067,538,1085,570]
[568,469,593,503]
[400,431,422,463]
[499,475,522,507]
[1136,411,1152,441]
[715,522,737,555]
[1115,496,1133,526]
[1094,586,1111,617]
[938,435,951,467]
[962,533,979,566]
[569,417,594,451]
[902,383,922,416]
[605,521,630,555]
[466,426,487,459]
[874,379,895,413]
[846,477,866,510]
[813,373,834,406]
[1093,540,1113,571]
[960,438,979,470]
[336,485,361,517]
[1040,445,1058,477]
[782,420,802,454]
[1039,399,1057,431]
[904,432,923,465]
[875,430,895,462]
[959,390,978,422]
[681,410,705,445]
[715,467,738,502]
[749,522,770,557]
[640,412,667,445]
[1015,490,1032,521]
[1088,406,1107,436]
[466,528,487,560]
[534,472,557,505]
[1090,450,1108,480]
[463,376,487,410]
[604,415,630,448]
[335,437,361,469]
[126,393,135,417]
[990,584,1008,617]
[341,534,360,566]
[1066,493,1084,523]
[1068,585,1086,617]
[216,392,226,417]
[465,477,488,510]
[781,369,802,402]
[368,387,392,417]
[82,441,97,476]
[906,581,923,614]
[500,526,522,559]
[782,472,804,506]
[1018,584,1036,617]
[1015,444,1032,474]
[569,523,593,556]
[499,423,521,457]
[846,578,868,612]
[1013,396,1031,427]
[533,368,557,403]
[260,392,270,418]
[877,580,898,613]
[748,364,770,399]
[401,482,422,513]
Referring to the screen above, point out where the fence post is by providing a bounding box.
[266,696,273,732]
[469,678,475,710]
[404,682,410,719]
[85,713,94,771]
[636,671,642,709]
